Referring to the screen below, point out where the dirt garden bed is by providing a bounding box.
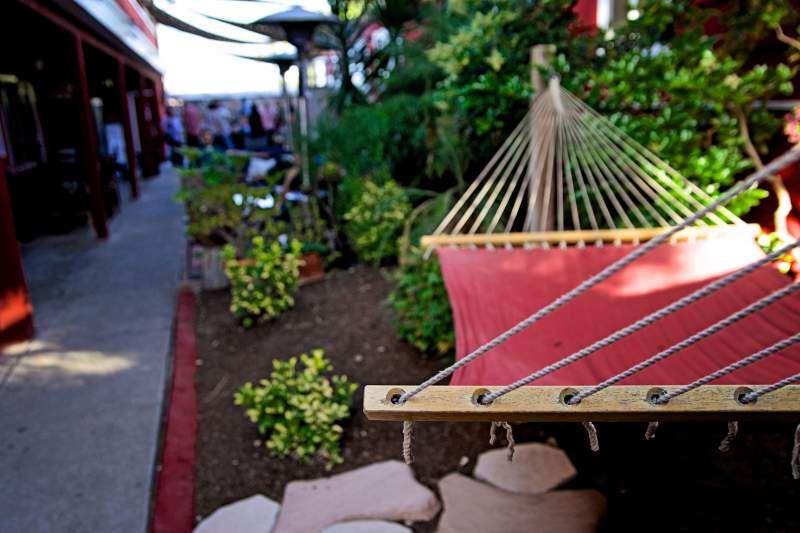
[194,265,800,532]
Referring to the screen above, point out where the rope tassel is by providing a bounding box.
[718,421,739,453]
[402,421,414,465]
[582,421,600,452]
[792,423,799,480]
[489,421,515,461]
[644,421,659,440]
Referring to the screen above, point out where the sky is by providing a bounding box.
[155,0,329,98]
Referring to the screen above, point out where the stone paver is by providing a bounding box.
[273,460,440,533]
[0,172,184,533]
[322,520,411,533]
[437,473,605,533]
[474,442,577,494]
[195,494,280,533]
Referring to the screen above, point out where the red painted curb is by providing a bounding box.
[151,289,198,533]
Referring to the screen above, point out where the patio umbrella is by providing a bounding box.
[147,0,274,43]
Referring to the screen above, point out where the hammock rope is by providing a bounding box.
[742,372,800,404]
[718,422,739,452]
[480,239,800,404]
[793,425,800,479]
[402,421,413,465]
[582,421,600,452]
[566,286,800,405]
[433,83,743,238]
[399,149,800,405]
[653,333,800,405]
[489,421,516,461]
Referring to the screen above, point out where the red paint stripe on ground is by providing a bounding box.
[151,289,198,533]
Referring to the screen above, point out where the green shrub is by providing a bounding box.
[312,94,432,188]
[177,146,204,168]
[223,237,303,327]
[344,180,411,265]
[176,149,250,175]
[390,248,455,357]
[181,183,284,253]
[234,349,358,469]
[427,0,798,217]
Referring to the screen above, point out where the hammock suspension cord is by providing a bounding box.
[650,333,800,405]
[566,292,800,405]
[431,83,743,239]
[400,148,800,405]
[480,238,800,404]
[741,372,800,404]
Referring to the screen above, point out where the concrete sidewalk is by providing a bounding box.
[0,171,185,532]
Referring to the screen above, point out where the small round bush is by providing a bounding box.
[223,237,303,328]
[234,349,358,469]
[344,180,411,265]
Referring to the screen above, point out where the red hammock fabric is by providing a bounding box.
[438,231,800,387]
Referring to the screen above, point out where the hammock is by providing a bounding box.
[364,76,800,474]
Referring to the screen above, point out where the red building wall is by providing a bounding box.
[0,158,34,348]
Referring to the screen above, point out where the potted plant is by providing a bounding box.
[298,241,327,284]
[181,179,284,290]
[288,196,334,285]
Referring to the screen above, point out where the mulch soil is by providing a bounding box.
[195,265,800,532]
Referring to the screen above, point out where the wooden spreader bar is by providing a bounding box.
[363,385,800,423]
[419,224,760,248]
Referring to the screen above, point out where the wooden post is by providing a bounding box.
[118,60,139,199]
[74,34,108,239]
[0,157,34,348]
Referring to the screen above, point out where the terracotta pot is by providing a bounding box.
[299,251,325,285]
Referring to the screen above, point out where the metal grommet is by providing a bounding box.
[472,387,493,406]
[386,387,407,405]
[646,387,667,405]
[559,387,580,406]
[734,386,756,405]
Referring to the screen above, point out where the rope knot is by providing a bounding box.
[718,421,739,453]
[791,423,799,480]
[582,421,600,452]
[644,421,659,440]
[489,421,515,461]
[402,421,414,465]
